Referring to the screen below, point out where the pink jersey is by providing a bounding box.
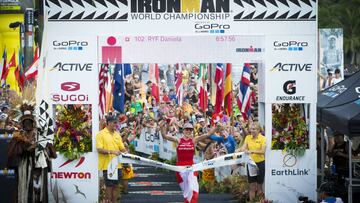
[176,137,195,166]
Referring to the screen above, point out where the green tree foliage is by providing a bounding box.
[319,0,360,65]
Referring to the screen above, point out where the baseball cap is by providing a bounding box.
[183,122,194,129]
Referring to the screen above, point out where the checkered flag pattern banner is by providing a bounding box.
[45,0,316,22]
[37,100,55,145]
[46,0,128,21]
[233,0,316,21]
[35,100,55,168]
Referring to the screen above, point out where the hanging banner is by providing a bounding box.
[319,28,344,89]
[49,152,99,203]
[262,35,317,103]
[98,35,264,63]
[134,127,160,155]
[265,150,317,203]
[45,0,316,35]
[44,35,99,202]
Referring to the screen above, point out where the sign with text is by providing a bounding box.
[265,150,317,203]
[263,35,317,103]
[48,153,99,203]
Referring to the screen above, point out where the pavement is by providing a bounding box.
[121,165,236,203]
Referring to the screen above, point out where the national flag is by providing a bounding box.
[149,64,160,103]
[0,48,6,82]
[14,66,22,91]
[224,63,232,116]
[214,63,224,114]
[2,50,15,85]
[237,64,252,120]
[24,45,39,80]
[197,64,208,112]
[99,64,109,118]
[113,64,125,113]
[177,171,199,203]
[123,63,132,78]
[175,63,183,105]
[209,64,216,106]
[15,49,25,91]
[105,64,114,113]
[106,64,131,113]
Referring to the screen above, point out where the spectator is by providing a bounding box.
[239,123,266,200]
[210,126,237,154]
[96,115,126,203]
[319,182,344,203]
[333,68,343,85]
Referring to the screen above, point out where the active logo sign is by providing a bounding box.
[52,62,93,71]
[270,63,312,72]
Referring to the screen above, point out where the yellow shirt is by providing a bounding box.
[96,128,125,170]
[244,133,266,163]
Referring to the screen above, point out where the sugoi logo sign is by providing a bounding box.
[61,82,80,91]
[52,82,89,102]
[52,62,93,71]
[52,40,88,51]
[283,80,296,95]
[273,41,308,51]
[270,63,312,72]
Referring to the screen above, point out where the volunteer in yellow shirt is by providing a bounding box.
[240,123,266,201]
[96,115,126,203]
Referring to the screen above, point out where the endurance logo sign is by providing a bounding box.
[263,35,317,104]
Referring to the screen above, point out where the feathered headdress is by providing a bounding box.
[8,83,36,123]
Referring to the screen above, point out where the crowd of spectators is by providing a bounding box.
[99,64,265,201]
[0,85,16,133]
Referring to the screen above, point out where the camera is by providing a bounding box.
[298,196,316,203]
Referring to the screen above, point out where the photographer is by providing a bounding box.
[319,182,344,203]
